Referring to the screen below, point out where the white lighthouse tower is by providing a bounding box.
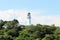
[27,12,31,25]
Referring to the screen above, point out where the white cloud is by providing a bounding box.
[0,9,60,26]
[32,16,60,26]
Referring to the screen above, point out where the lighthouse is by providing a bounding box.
[27,12,31,25]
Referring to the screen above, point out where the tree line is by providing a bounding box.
[0,19,60,40]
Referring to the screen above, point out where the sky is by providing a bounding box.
[0,0,60,26]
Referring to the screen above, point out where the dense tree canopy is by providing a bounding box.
[0,19,60,40]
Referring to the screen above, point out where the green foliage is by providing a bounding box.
[0,20,5,29]
[7,29,19,37]
[0,19,59,40]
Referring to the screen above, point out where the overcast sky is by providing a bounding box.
[0,0,60,26]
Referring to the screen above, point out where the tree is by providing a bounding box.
[7,29,19,37]
[0,20,5,29]
[3,19,19,29]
